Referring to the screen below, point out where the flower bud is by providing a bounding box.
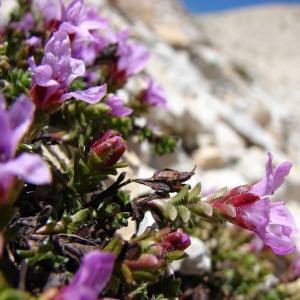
[89,130,126,168]
[162,229,191,251]
[124,254,161,270]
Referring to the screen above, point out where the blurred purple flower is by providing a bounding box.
[61,0,112,65]
[54,250,116,300]
[0,95,52,204]
[35,0,62,31]
[112,31,150,84]
[212,153,297,255]
[37,0,110,64]
[11,13,34,34]
[139,77,167,108]
[25,36,42,50]
[29,28,106,111]
[106,95,133,117]
[60,0,108,41]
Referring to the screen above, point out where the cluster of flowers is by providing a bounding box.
[0,0,299,299]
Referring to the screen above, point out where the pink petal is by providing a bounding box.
[1,153,52,185]
[60,85,107,104]
[9,95,35,154]
[251,152,292,196]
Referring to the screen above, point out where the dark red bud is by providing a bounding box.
[90,130,126,167]
[163,229,191,251]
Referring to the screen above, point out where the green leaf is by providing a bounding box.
[132,270,158,283]
[150,200,177,221]
[84,103,110,118]
[121,263,134,284]
[188,183,201,202]
[177,205,190,223]
[165,250,186,261]
[127,283,149,300]
[191,202,213,217]
[207,187,227,202]
[78,159,90,175]
[103,236,124,255]
[0,288,31,300]
[170,185,189,205]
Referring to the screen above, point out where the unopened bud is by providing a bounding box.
[89,130,126,168]
[124,254,160,270]
[162,229,191,251]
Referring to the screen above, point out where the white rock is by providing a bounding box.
[137,211,156,236]
[235,147,267,183]
[201,169,246,191]
[171,236,211,275]
[214,121,246,162]
[193,146,225,170]
[0,0,18,27]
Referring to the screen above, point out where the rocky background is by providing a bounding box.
[91,0,300,223]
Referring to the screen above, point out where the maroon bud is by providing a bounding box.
[162,229,191,251]
[89,130,126,167]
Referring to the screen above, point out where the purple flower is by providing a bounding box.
[11,13,34,34]
[112,31,150,85]
[0,95,52,204]
[29,28,106,111]
[60,0,108,41]
[37,0,110,65]
[36,0,62,31]
[212,153,297,255]
[54,250,116,300]
[25,36,42,50]
[236,198,297,255]
[106,95,133,117]
[139,77,167,108]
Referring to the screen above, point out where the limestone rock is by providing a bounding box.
[214,121,246,162]
[235,147,268,183]
[193,146,225,170]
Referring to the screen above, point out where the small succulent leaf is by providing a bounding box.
[121,263,134,284]
[149,199,177,221]
[191,202,213,217]
[170,185,189,205]
[177,205,191,223]
[207,187,228,202]
[165,250,186,261]
[188,183,201,202]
